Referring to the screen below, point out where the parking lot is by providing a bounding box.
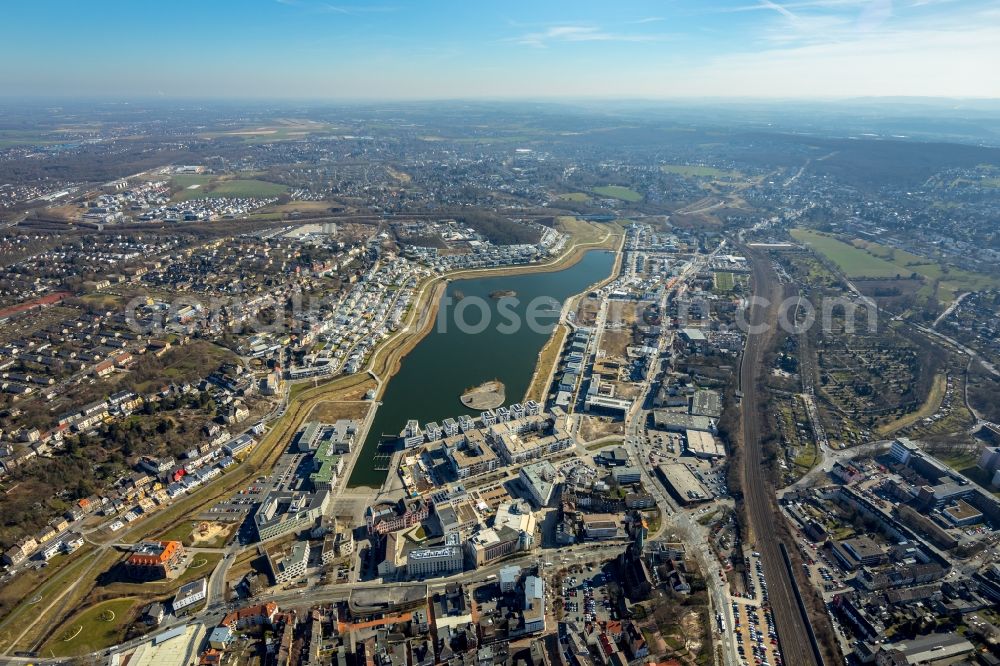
[640,431,730,498]
[795,537,849,599]
[557,565,616,626]
[731,599,783,666]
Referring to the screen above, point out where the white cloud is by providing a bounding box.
[510,24,670,47]
[665,18,1000,98]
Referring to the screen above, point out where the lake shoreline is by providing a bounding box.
[347,242,618,488]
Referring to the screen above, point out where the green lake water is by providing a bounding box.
[347,249,615,487]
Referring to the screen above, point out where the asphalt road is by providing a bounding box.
[739,250,821,666]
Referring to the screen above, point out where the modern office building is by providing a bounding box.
[519,460,559,507]
[172,577,207,612]
[406,545,464,578]
[254,490,330,541]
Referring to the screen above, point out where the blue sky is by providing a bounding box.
[2,0,997,99]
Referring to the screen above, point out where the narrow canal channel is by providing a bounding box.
[348,249,615,487]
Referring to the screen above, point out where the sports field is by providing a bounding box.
[170,174,213,189]
[593,185,642,202]
[713,271,735,291]
[173,178,287,201]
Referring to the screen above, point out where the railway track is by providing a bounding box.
[739,250,822,666]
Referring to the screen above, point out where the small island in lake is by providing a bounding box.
[460,380,506,410]
[489,289,517,299]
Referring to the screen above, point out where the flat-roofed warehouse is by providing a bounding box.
[876,632,974,665]
[652,410,716,433]
[656,463,714,505]
[685,429,725,459]
[691,389,722,418]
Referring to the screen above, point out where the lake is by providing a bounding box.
[347,249,615,487]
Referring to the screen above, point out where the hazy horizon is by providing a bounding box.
[3,0,998,100]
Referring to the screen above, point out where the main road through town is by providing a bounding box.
[739,250,821,666]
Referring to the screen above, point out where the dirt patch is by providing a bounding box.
[308,399,373,423]
[681,610,703,654]
[575,297,600,327]
[600,330,632,359]
[578,416,625,443]
[189,522,236,548]
[460,380,506,410]
[609,382,642,400]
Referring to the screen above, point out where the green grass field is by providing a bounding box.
[44,597,138,657]
[170,174,214,189]
[0,130,64,148]
[792,229,906,278]
[791,228,999,302]
[660,164,736,178]
[593,185,642,202]
[177,552,223,585]
[713,272,735,291]
[173,178,287,202]
[151,521,197,544]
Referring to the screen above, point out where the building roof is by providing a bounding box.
[690,389,722,418]
[943,499,982,521]
[499,564,521,585]
[220,602,278,628]
[653,411,715,432]
[680,328,706,342]
[128,540,181,567]
[209,626,232,643]
[685,429,725,458]
[882,632,974,665]
[173,577,207,605]
[407,545,462,561]
[842,536,884,561]
[581,514,618,530]
[520,460,557,502]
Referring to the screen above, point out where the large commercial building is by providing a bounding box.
[875,632,974,666]
[406,544,464,578]
[690,389,722,418]
[652,411,716,434]
[889,437,920,465]
[519,460,559,507]
[611,466,641,485]
[309,444,344,491]
[494,500,536,547]
[657,463,714,505]
[294,420,358,455]
[684,429,725,459]
[254,490,330,541]
[467,526,523,567]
